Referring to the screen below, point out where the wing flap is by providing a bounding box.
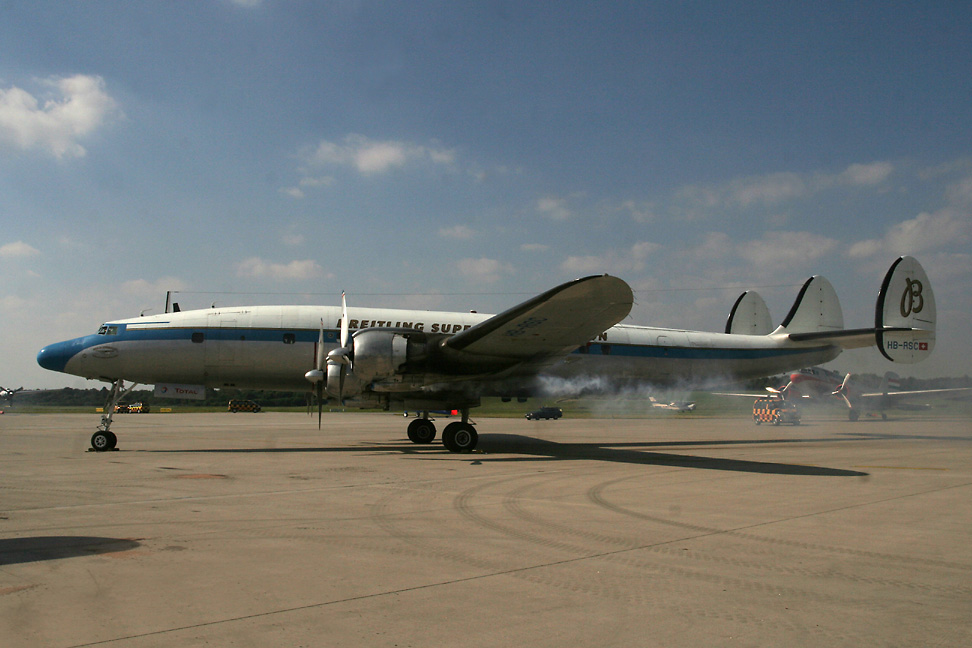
[446,275,633,359]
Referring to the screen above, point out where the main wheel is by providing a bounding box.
[407,418,436,444]
[442,422,478,453]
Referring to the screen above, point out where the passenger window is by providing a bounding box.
[191,332,205,343]
[283,333,296,344]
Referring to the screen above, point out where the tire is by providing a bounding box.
[407,418,436,444]
[442,422,478,453]
[91,431,112,452]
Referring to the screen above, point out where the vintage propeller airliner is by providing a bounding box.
[37,256,935,453]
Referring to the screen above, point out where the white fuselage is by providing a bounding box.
[39,304,841,398]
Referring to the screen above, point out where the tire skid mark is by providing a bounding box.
[502,475,644,551]
[363,473,872,643]
[587,475,972,596]
[452,474,598,557]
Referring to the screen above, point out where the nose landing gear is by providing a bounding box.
[90,379,138,452]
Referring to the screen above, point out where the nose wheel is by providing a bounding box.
[91,430,118,451]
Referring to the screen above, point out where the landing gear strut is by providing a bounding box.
[90,379,137,452]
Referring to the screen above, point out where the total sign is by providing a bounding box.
[154,383,206,400]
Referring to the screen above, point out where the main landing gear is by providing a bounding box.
[90,379,137,452]
[406,409,478,453]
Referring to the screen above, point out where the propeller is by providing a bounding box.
[832,374,854,410]
[304,318,326,428]
[766,380,792,399]
[326,291,353,404]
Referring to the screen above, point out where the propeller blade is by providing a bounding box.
[340,291,349,348]
[316,318,326,370]
[838,393,853,410]
[317,382,323,429]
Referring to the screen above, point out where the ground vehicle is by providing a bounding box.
[753,398,800,425]
[228,399,262,413]
[115,402,149,413]
[525,406,563,420]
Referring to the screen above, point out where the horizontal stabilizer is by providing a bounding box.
[725,291,773,335]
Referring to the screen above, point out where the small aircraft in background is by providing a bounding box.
[1,386,24,406]
[732,366,970,420]
[37,256,936,452]
[648,396,697,412]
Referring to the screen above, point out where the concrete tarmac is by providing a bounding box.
[1,411,970,647]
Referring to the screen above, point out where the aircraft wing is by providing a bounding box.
[859,387,972,399]
[445,275,633,360]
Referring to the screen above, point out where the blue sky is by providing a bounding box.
[2,1,970,389]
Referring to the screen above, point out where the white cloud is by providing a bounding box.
[457,257,513,283]
[841,161,894,186]
[621,200,658,222]
[728,172,807,207]
[537,196,571,220]
[849,210,970,259]
[280,186,304,199]
[737,232,839,267]
[120,277,187,297]
[0,75,119,158]
[671,163,895,220]
[849,172,972,259]
[560,242,660,276]
[236,257,324,280]
[304,134,455,175]
[438,225,477,240]
[299,175,334,188]
[0,241,40,258]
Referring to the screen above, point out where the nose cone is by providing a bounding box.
[37,339,82,373]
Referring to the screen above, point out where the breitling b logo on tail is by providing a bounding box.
[900,277,924,317]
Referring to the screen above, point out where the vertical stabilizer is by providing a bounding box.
[725,291,773,335]
[780,275,844,334]
[875,256,935,362]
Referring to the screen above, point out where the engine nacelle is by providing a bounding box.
[350,329,410,384]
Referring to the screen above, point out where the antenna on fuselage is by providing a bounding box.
[164,291,182,313]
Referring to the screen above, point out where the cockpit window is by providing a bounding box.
[97,325,119,335]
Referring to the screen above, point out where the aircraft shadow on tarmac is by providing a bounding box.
[150,433,868,477]
[0,536,141,565]
[467,434,867,476]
